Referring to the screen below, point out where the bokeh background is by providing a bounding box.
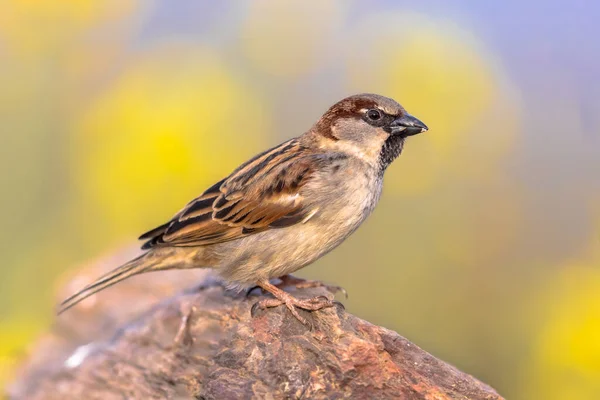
[1,1,599,398]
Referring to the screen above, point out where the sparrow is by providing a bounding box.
[59,93,428,325]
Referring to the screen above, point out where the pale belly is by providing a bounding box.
[215,221,350,284]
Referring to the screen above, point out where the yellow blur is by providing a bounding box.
[1,2,598,399]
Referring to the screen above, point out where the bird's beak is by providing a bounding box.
[389,113,428,137]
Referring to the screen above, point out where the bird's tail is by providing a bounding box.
[57,252,161,314]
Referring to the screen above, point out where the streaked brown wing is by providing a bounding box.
[139,139,319,249]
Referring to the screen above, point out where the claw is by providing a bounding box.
[246,285,262,298]
[250,301,261,317]
[333,300,345,311]
[339,287,349,299]
[323,284,348,298]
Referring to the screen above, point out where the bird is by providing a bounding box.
[58,93,428,325]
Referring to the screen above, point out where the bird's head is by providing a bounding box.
[312,93,428,169]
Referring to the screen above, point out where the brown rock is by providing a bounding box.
[8,249,503,400]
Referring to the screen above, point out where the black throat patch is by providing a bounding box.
[378,135,405,171]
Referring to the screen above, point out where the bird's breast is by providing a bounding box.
[310,163,382,228]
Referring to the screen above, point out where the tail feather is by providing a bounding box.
[57,253,156,314]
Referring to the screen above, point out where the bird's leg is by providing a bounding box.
[278,274,348,298]
[251,279,336,325]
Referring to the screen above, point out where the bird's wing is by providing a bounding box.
[139,139,320,249]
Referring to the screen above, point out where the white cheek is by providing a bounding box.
[327,119,388,163]
[330,134,387,164]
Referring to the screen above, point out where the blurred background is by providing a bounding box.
[1,1,599,398]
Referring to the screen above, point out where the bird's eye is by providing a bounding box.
[366,109,382,121]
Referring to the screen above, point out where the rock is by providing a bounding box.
[8,248,503,400]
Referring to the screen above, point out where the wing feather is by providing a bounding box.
[140,139,321,249]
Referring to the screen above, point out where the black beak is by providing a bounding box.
[389,113,428,137]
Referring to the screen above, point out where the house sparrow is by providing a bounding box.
[59,93,427,324]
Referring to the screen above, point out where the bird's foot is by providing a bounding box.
[250,280,338,326]
[278,274,348,298]
[246,274,347,299]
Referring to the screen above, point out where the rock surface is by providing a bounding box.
[8,248,503,400]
